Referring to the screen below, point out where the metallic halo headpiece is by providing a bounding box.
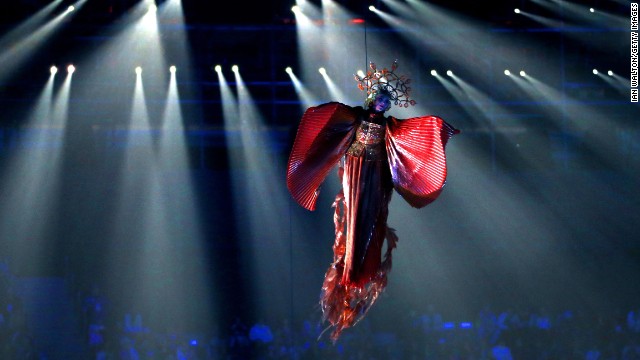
[354,60,416,108]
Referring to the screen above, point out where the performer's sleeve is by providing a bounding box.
[385,115,460,208]
[287,102,359,210]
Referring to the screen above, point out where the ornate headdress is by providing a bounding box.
[354,60,416,108]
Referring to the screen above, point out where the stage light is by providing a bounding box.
[430,70,437,76]
[50,66,57,75]
[67,64,75,74]
[149,4,157,13]
[231,65,238,72]
[67,6,75,12]
[592,69,598,75]
[590,8,595,13]
[285,67,292,74]
[369,6,376,11]
[504,70,511,76]
[520,70,526,77]
[446,70,453,77]
[607,70,613,76]
[214,65,221,72]
[291,5,300,13]
[169,65,176,73]
[514,8,520,14]
[319,67,327,75]
[135,66,142,75]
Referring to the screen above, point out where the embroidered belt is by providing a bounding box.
[347,120,385,157]
[355,121,384,145]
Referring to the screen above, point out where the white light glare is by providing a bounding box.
[590,8,595,13]
[430,70,437,76]
[149,4,157,13]
[67,65,75,74]
[135,66,142,75]
[50,66,58,75]
[607,70,613,76]
[67,6,75,12]
[231,65,239,72]
[285,67,292,74]
[357,70,365,78]
[169,65,176,73]
[319,67,327,75]
[291,5,300,13]
[214,65,222,72]
[514,8,520,14]
[520,70,526,77]
[369,6,376,11]
[592,69,598,75]
[504,70,511,76]
[446,70,453,77]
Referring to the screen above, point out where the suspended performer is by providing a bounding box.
[286,60,460,341]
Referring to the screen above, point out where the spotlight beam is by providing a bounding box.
[0,0,63,50]
[230,68,298,322]
[0,9,74,83]
[286,68,319,109]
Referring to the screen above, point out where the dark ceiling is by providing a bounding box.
[3,0,627,27]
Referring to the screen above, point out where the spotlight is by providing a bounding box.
[148,4,157,13]
[356,70,365,78]
[50,66,58,75]
[607,70,613,76]
[319,67,326,75]
[67,5,75,12]
[589,8,595,13]
[520,70,526,77]
[369,6,376,11]
[446,70,453,77]
[504,70,511,76]
[291,5,300,13]
[430,70,437,76]
[514,8,520,14]
[592,69,598,75]
[231,65,238,72]
[214,65,221,72]
[285,67,292,74]
[67,64,75,74]
[169,65,176,73]
[135,66,142,75]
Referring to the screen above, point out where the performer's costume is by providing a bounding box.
[286,61,459,341]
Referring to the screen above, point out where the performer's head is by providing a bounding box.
[366,89,392,113]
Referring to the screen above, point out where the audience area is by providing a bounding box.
[3,260,640,359]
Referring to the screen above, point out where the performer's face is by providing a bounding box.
[373,93,391,113]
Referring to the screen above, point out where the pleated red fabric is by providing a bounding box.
[386,115,460,208]
[286,102,359,211]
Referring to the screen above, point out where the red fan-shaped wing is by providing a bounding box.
[385,116,459,208]
[287,102,359,210]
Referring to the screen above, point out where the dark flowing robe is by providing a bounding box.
[286,102,459,341]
